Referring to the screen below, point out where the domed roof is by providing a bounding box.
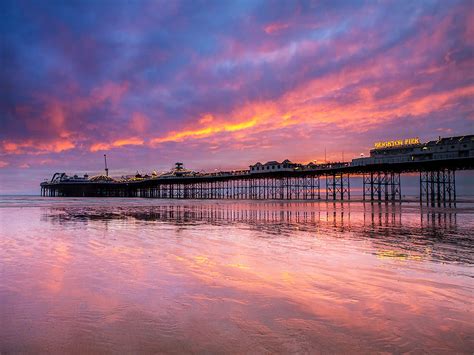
[89,175,115,182]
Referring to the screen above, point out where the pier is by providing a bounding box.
[40,135,474,206]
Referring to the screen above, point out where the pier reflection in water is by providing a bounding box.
[1,198,473,353]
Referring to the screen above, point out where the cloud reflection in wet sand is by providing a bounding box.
[1,200,473,353]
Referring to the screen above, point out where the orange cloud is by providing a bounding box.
[3,81,130,156]
[148,73,473,149]
[151,116,258,144]
[1,139,75,155]
[90,137,144,152]
[89,142,110,152]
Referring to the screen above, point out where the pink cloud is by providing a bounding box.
[264,23,290,34]
[129,112,150,133]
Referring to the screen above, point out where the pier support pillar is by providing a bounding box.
[420,169,456,206]
[363,172,401,202]
[303,175,320,200]
[326,173,350,200]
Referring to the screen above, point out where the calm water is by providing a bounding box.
[1,196,473,353]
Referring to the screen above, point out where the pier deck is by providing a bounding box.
[41,156,474,206]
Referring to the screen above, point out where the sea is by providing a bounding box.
[1,196,473,353]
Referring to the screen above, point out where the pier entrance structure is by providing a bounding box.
[41,135,474,205]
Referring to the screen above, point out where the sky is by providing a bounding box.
[1,0,473,194]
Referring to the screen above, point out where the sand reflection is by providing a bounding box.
[1,200,473,353]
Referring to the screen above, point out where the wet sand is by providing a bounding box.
[1,197,473,353]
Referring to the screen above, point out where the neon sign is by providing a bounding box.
[374,137,420,149]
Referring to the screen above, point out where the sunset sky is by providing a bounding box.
[1,0,473,194]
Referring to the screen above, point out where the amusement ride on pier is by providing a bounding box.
[41,135,474,206]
